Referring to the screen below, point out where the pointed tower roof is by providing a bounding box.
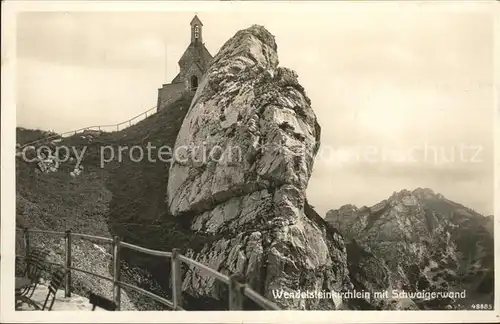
[190,15,203,26]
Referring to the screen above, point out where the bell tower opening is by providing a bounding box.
[194,25,200,39]
[190,15,203,44]
[190,75,199,91]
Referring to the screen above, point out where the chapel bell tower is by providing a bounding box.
[191,15,203,44]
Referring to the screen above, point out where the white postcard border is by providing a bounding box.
[1,1,499,323]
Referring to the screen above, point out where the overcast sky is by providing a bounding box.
[16,4,494,216]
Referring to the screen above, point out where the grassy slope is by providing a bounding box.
[16,128,59,145]
[16,93,206,310]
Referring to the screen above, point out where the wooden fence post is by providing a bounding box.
[229,274,245,310]
[171,248,182,310]
[112,236,121,310]
[23,227,30,260]
[64,230,72,297]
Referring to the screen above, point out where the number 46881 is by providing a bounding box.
[470,304,493,310]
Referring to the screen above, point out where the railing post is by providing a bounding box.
[64,230,72,297]
[229,274,245,310]
[23,227,30,260]
[171,248,182,310]
[112,236,122,310]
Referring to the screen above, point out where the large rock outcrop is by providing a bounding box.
[167,25,350,310]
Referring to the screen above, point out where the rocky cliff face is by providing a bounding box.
[326,188,494,309]
[167,25,350,310]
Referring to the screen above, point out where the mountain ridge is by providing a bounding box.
[326,187,494,310]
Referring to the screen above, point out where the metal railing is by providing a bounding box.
[19,105,158,149]
[16,227,280,311]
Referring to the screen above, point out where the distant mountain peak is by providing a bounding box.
[338,204,358,211]
[389,187,443,201]
[325,187,494,310]
[412,187,435,194]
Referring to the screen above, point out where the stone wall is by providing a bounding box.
[157,82,187,112]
